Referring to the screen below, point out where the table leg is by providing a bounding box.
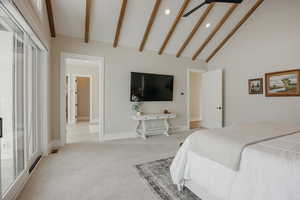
[135,120,142,137]
[164,119,170,136]
[141,120,147,139]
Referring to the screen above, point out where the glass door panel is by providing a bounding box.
[0,7,25,195]
[26,40,42,168]
[0,29,15,195]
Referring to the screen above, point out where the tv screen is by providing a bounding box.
[130,72,174,101]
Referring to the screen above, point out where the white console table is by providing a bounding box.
[132,113,176,139]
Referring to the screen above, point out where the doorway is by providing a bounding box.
[187,69,203,130]
[66,74,94,143]
[187,69,224,130]
[60,53,104,145]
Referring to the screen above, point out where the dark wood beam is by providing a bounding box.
[158,0,191,55]
[84,0,92,43]
[206,0,264,62]
[192,4,238,60]
[45,0,55,37]
[139,0,162,52]
[176,3,215,58]
[113,0,128,48]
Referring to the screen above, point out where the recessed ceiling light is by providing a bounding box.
[205,23,211,28]
[164,9,171,15]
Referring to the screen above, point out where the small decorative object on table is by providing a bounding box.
[164,109,171,114]
[131,95,143,115]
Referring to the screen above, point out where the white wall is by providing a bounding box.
[51,35,206,140]
[208,0,300,126]
[66,63,100,122]
[189,71,202,121]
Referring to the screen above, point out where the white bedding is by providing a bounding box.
[187,122,300,170]
[170,131,300,200]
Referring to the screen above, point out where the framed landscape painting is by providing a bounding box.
[265,69,300,97]
[248,78,263,94]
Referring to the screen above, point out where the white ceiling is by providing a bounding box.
[52,0,259,61]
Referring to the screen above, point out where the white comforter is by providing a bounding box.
[170,131,300,200]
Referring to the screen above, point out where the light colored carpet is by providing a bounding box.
[17,131,194,200]
[66,122,99,143]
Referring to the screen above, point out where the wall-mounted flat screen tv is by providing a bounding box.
[130,72,174,101]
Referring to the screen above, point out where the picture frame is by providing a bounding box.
[248,78,263,94]
[265,69,300,97]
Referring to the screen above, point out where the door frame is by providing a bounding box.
[186,68,205,130]
[60,53,105,145]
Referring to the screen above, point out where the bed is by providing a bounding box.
[170,122,300,200]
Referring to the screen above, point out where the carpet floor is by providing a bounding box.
[17,132,193,200]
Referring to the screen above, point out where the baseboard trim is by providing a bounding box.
[3,171,29,200]
[170,125,189,133]
[101,132,137,141]
[101,126,188,141]
[77,116,90,121]
[190,119,202,122]
[48,125,187,147]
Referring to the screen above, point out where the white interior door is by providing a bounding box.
[68,76,77,124]
[75,78,78,121]
[201,70,223,128]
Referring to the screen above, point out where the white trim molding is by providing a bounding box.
[170,125,189,133]
[77,116,90,121]
[3,171,29,200]
[60,52,105,146]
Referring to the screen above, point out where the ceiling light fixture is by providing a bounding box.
[205,23,211,28]
[164,9,171,15]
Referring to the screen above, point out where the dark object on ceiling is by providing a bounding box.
[183,0,243,17]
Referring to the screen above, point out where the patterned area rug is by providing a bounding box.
[135,157,201,200]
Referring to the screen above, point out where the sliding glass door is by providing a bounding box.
[0,3,43,198]
[0,7,25,195]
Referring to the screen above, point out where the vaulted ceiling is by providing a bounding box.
[48,0,264,62]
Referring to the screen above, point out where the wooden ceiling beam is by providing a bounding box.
[158,0,191,55]
[84,0,92,43]
[45,0,55,37]
[176,3,215,58]
[206,0,264,62]
[192,4,238,60]
[139,0,162,52]
[113,0,128,48]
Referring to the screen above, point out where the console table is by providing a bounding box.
[132,113,176,139]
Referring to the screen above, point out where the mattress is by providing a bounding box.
[171,132,300,200]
